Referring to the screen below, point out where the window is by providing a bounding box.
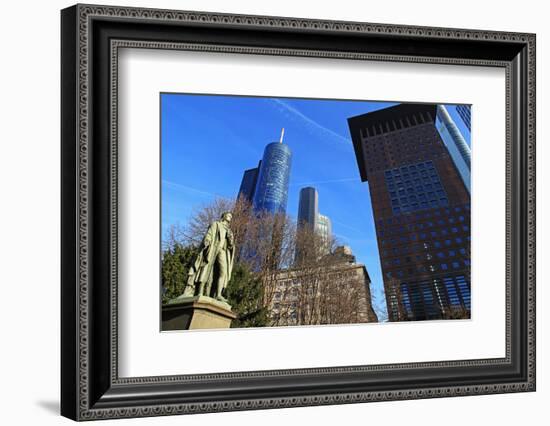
[441,263,448,270]
[456,275,471,309]
[452,261,460,269]
[385,161,448,214]
[444,278,461,306]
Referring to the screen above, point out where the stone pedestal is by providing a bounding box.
[162,295,237,331]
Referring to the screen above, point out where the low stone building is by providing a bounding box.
[266,246,378,326]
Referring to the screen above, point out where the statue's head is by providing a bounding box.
[221,212,233,223]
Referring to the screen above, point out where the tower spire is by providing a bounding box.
[279,127,285,144]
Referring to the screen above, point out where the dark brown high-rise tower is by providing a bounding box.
[348,104,471,322]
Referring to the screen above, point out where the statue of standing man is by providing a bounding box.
[184,212,235,302]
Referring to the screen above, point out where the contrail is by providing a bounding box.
[269,98,352,147]
[162,180,229,200]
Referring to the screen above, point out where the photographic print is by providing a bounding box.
[160,94,472,331]
[61,7,535,418]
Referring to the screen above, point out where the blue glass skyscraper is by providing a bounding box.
[236,130,292,268]
[252,138,292,215]
[456,105,471,132]
[237,161,261,203]
[436,105,471,194]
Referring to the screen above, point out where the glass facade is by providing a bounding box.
[436,105,471,194]
[237,161,261,203]
[400,275,470,320]
[253,142,292,214]
[456,104,471,131]
[297,187,318,228]
[295,186,332,261]
[384,161,449,214]
[316,214,332,255]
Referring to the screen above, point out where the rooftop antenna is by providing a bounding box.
[279,127,285,144]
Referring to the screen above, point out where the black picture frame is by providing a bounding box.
[61,4,536,421]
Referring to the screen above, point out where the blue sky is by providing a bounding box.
[161,94,470,321]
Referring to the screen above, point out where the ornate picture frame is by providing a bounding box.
[61,4,535,420]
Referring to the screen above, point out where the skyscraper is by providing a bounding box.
[348,103,471,322]
[295,187,332,263]
[436,105,471,194]
[456,104,471,132]
[297,187,319,229]
[237,130,292,215]
[316,214,332,254]
[253,134,292,215]
[237,130,292,267]
[237,161,261,203]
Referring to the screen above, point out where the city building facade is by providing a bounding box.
[348,103,471,322]
[237,161,261,203]
[297,187,319,229]
[316,214,332,254]
[456,104,472,132]
[268,246,378,326]
[295,187,332,263]
[436,105,471,194]
[252,141,292,215]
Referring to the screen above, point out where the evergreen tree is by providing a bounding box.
[161,244,198,303]
[226,264,268,328]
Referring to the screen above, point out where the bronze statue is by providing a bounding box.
[184,212,235,302]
